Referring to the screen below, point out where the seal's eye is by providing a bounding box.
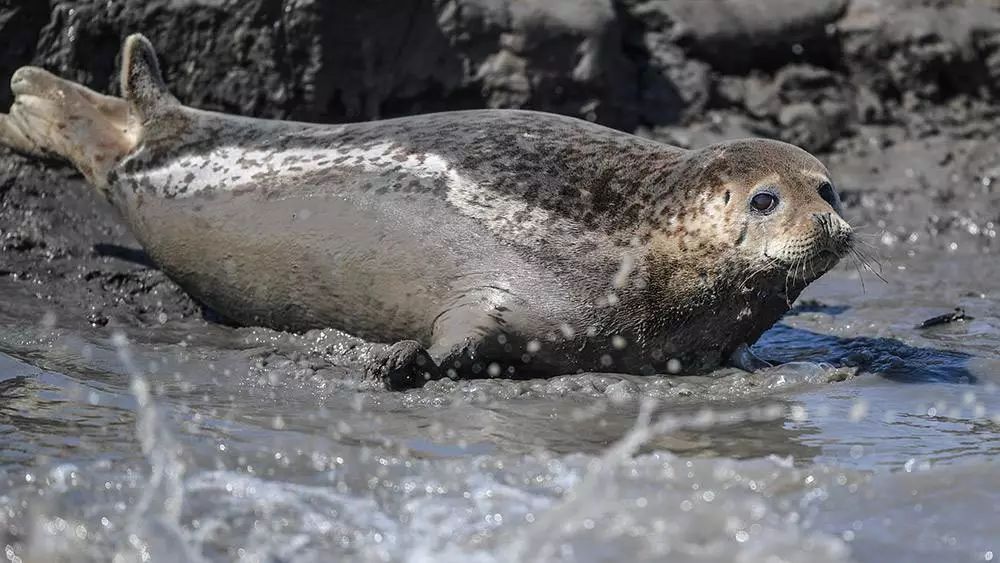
[750,192,779,214]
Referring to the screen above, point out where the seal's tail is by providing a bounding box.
[0,33,179,191]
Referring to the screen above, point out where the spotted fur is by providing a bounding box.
[0,33,855,387]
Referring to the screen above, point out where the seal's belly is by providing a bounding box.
[120,178,515,341]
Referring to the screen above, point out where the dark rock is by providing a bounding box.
[0,0,50,108]
[438,0,639,128]
[777,100,850,153]
[839,0,1000,106]
[621,1,710,125]
[624,0,847,72]
[10,0,640,129]
[737,65,853,152]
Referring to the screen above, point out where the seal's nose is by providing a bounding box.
[812,212,853,251]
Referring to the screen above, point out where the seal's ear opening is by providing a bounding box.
[121,33,179,123]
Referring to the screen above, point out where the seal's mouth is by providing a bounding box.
[778,245,849,283]
[809,248,845,273]
[755,215,857,286]
[792,219,855,281]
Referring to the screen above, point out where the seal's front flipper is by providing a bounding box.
[365,299,510,390]
[0,66,134,189]
[727,343,773,372]
[366,340,444,390]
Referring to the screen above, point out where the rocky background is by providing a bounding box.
[0,0,998,327]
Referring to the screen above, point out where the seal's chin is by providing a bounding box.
[790,248,847,282]
[761,244,846,282]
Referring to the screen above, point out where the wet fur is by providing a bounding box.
[0,35,853,386]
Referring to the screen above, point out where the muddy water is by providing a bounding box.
[0,242,998,562]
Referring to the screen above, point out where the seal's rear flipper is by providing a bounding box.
[120,33,180,128]
[0,33,186,190]
[0,66,136,189]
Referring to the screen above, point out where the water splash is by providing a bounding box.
[112,331,206,563]
[500,399,853,563]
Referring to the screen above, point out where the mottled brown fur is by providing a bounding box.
[0,34,854,390]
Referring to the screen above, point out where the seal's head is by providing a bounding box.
[716,139,852,282]
[651,138,853,292]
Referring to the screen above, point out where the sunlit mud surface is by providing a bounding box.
[0,245,998,562]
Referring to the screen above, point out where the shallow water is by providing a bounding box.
[0,244,998,563]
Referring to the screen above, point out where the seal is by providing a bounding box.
[0,34,854,389]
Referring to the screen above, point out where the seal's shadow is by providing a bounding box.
[787,300,849,316]
[93,243,156,268]
[93,243,235,325]
[760,321,977,384]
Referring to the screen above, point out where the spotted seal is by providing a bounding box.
[0,34,854,389]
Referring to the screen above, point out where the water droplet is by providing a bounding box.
[790,405,808,421]
[41,311,57,328]
[848,399,869,422]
